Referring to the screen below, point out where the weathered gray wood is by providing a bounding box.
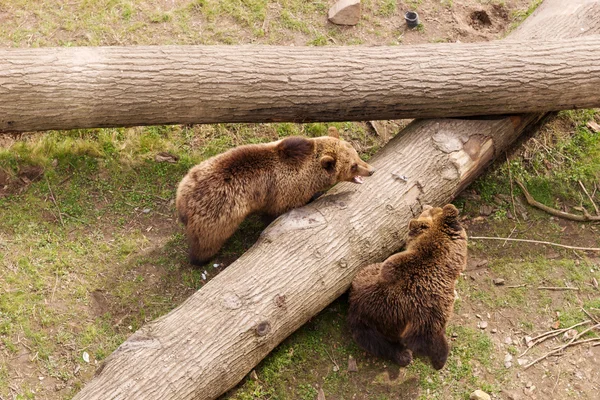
[2,35,600,133]
[73,1,600,399]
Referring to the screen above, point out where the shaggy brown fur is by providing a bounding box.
[176,128,375,265]
[347,204,467,370]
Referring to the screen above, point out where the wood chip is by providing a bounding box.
[587,121,600,133]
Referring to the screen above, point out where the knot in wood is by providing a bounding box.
[256,321,271,336]
[339,258,348,268]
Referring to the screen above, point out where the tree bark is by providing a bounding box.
[2,35,600,133]
[73,1,600,399]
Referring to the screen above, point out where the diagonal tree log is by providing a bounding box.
[74,1,600,399]
[1,35,600,133]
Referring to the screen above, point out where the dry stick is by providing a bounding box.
[524,323,600,369]
[506,154,519,222]
[519,320,591,357]
[469,237,600,252]
[46,177,64,227]
[507,284,527,288]
[582,308,600,325]
[516,180,600,222]
[579,180,600,216]
[503,225,517,247]
[537,286,580,291]
[551,337,600,350]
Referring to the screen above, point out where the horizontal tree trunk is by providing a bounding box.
[73,1,600,399]
[1,36,600,133]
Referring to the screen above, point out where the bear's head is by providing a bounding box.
[319,127,376,184]
[407,204,466,243]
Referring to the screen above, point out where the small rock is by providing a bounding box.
[82,352,90,363]
[526,381,532,388]
[563,329,578,341]
[493,278,505,286]
[525,336,533,346]
[504,354,513,362]
[504,360,512,368]
[332,365,339,372]
[476,314,483,320]
[480,204,494,216]
[451,332,459,338]
[478,321,488,330]
[470,389,491,400]
[491,328,497,333]
[142,208,151,214]
[328,0,361,26]
[504,337,512,345]
[517,358,528,366]
[348,356,358,372]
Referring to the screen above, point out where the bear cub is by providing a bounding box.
[347,204,467,370]
[176,127,375,265]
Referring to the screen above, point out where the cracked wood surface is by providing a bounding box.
[1,35,600,132]
[74,0,600,399]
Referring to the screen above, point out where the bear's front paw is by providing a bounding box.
[395,349,413,367]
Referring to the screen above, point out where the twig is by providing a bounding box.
[552,367,561,393]
[524,323,600,369]
[516,180,600,221]
[469,236,600,252]
[519,320,591,357]
[507,284,527,288]
[537,286,580,291]
[46,177,64,227]
[582,308,600,325]
[506,154,518,222]
[551,337,600,350]
[503,225,517,247]
[579,180,600,216]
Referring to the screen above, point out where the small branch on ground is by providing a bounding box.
[507,284,527,288]
[506,154,519,222]
[524,322,600,369]
[582,308,600,325]
[516,180,600,221]
[46,177,64,227]
[519,320,591,357]
[537,286,580,291]
[469,237,600,252]
[579,180,600,216]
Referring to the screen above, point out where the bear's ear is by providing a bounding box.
[442,204,462,231]
[327,127,340,138]
[320,155,336,172]
[442,204,459,218]
[408,219,429,237]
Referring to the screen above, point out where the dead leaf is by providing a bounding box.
[552,320,560,330]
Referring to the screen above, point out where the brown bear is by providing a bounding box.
[347,204,467,370]
[176,127,375,265]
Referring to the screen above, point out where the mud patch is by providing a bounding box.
[470,10,492,28]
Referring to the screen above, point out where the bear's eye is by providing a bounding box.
[351,163,358,171]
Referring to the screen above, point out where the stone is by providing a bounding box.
[504,336,512,345]
[328,0,361,26]
[480,204,494,216]
[478,321,488,329]
[493,278,505,286]
[470,389,491,400]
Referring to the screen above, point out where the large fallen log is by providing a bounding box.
[74,1,600,399]
[2,35,600,133]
